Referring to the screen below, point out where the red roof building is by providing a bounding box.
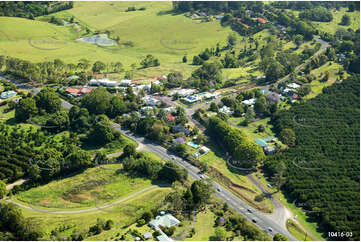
[80,88,92,94]
[256,17,267,24]
[65,88,80,95]
[151,75,167,80]
[167,113,176,120]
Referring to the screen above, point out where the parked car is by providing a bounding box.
[247,208,253,213]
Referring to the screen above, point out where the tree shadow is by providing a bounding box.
[157,9,183,16]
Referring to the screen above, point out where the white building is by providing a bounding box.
[242,98,256,106]
[219,106,232,115]
[135,84,152,92]
[89,78,117,87]
[183,95,202,103]
[169,89,196,97]
[203,92,218,100]
[142,96,160,106]
[119,79,132,86]
[287,83,301,89]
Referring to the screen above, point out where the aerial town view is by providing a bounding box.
[0,1,359,241]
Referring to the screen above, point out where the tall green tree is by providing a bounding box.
[34,88,61,113]
[15,97,37,122]
[0,180,6,199]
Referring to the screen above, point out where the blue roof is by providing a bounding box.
[254,138,267,147]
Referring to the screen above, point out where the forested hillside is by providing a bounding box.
[0,1,72,19]
[265,75,360,240]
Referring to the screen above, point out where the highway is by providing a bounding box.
[112,126,296,240]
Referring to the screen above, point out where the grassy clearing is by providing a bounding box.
[169,208,217,241]
[286,219,314,241]
[311,8,360,34]
[199,144,274,213]
[0,1,236,78]
[15,164,157,209]
[303,61,348,100]
[251,171,325,241]
[19,187,171,240]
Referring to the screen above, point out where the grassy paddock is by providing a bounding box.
[303,61,348,100]
[19,187,171,240]
[15,164,156,209]
[199,144,274,213]
[0,1,236,78]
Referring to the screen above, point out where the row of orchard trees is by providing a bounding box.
[265,75,360,240]
[207,117,265,168]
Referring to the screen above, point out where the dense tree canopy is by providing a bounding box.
[34,88,61,113]
[265,75,360,240]
[208,117,265,168]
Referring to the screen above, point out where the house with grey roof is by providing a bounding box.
[149,212,180,241]
[149,213,180,229]
[267,92,281,104]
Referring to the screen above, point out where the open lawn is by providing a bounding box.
[18,187,171,241]
[311,8,360,34]
[15,164,158,209]
[199,144,274,213]
[0,1,236,79]
[303,61,348,100]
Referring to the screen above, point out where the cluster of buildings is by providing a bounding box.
[182,91,218,104]
[254,137,277,155]
[280,82,301,101]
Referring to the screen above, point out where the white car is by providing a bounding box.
[268,227,273,232]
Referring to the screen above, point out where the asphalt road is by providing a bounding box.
[113,125,296,240]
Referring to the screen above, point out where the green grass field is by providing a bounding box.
[303,61,348,100]
[0,1,237,79]
[311,8,360,34]
[18,187,171,240]
[199,143,274,213]
[15,164,157,209]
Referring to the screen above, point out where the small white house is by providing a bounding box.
[149,213,180,229]
[120,79,132,86]
[287,83,301,89]
[183,95,201,103]
[169,89,196,97]
[143,96,160,106]
[219,106,232,115]
[242,98,256,106]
